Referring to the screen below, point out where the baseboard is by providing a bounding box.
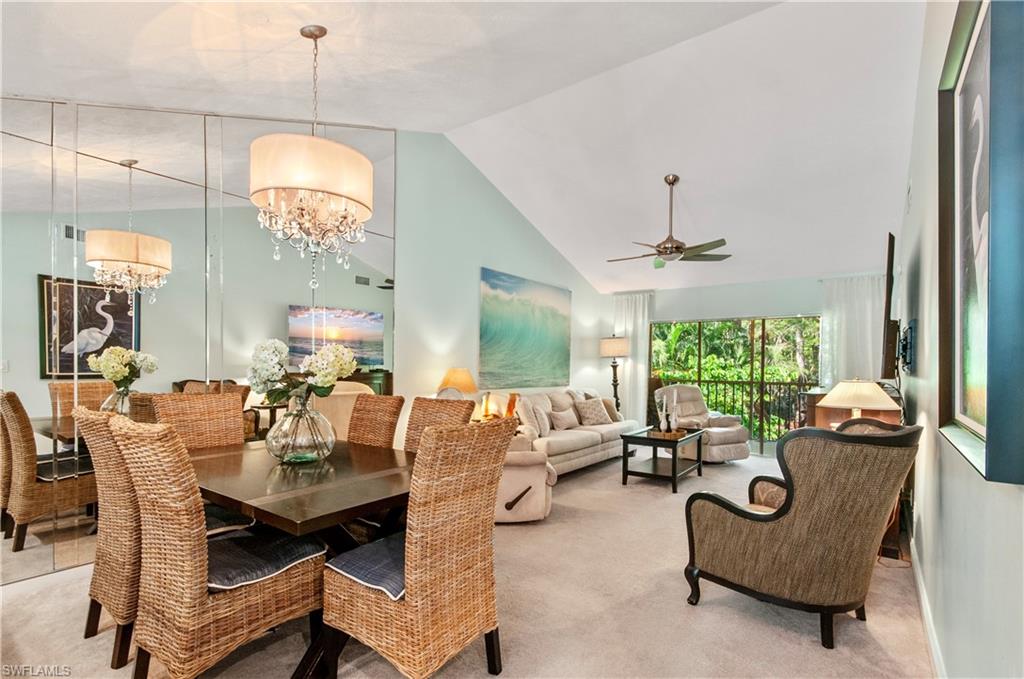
[910,538,947,677]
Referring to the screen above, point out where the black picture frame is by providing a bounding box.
[38,274,141,379]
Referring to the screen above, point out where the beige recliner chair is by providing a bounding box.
[654,384,750,462]
[495,434,557,523]
[311,381,375,441]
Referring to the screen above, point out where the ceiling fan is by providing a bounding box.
[607,174,731,266]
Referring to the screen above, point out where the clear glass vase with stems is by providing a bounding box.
[100,387,134,416]
[265,393,337,464]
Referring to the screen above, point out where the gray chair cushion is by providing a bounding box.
[203,504,256,536]
[36,455,95,481]
[326,531,406,601]
[207,526,325,591]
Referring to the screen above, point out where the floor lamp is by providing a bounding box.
[599,336,629,412]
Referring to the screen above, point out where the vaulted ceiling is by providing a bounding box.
[2,2,926,293]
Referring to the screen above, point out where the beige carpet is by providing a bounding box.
[0,455,933,678]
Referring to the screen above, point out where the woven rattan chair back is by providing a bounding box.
[48,381,114,418]
[128,393,158,423]
[1,391,47,504]
[767,427,921,604]
[151,393,244,450]
[73,407,141,625]
[347,394,405,448]
[403,397,475,454]
[404,417,517,615]
[108,417,209,621]
[0,391,11,516]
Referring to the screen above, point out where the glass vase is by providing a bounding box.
[100,388,133,416]
[265,396,336,464]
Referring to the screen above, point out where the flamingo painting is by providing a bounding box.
[61,300,116,357]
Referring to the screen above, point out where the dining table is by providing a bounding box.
[188,439,416,554]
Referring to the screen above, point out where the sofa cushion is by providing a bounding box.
[576,398,612,426]
[516,397,540,432]
[207,527,325,591]
[550,408,579,431]
[326,531,406,601]
[601,398,624,422]
[577,421,639,443]
[533,404,552,437]
[704,426,749,445]
[548,391,575,413]
[524,392,553,413]
[533,429,601,456]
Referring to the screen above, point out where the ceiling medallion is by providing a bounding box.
[84,159,172,316]
[249,24,374,289]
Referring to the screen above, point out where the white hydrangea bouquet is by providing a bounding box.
[247,339,356,463]
[86,346,158,414]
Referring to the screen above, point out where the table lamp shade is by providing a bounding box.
[600,336,629,358]
[437,368,477,395]
[818,380,901,411]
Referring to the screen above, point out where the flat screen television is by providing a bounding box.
[881,233,900,379]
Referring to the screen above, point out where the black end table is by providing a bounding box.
[620,427,704,493]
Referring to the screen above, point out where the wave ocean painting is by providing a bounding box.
[479,268,571,388]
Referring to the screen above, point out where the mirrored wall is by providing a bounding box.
[0,97,396,582]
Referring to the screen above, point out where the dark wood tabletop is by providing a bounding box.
[32,416,80,444]
[189,440,416,538]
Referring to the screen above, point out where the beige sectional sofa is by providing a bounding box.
[488,389,642,475]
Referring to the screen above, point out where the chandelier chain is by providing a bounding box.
[311,36,319,135]
[127,164,133,232]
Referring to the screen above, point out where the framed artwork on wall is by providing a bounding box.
[479,267,571,389]
[938,0,1024,484]
[38,274,140,379]
[287,304,385,368]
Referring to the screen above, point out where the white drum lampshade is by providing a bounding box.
[85,230,173,277]
[818,379,901,418]
[600,336,630,359]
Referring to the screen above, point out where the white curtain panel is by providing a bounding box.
[819,274,886,388]
[613,292,652,424]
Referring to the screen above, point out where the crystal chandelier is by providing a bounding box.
[85,160,172,316]
[249,25,374,289]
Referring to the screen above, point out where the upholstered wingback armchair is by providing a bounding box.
[653,384,750,462]
[685,424,922,648]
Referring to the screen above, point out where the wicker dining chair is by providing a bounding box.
[685,424,922,648]
[181,381,260,440]
[151,393,244,450]
[347,394,405,449]
[0,393,12,539]
[0,391,98,552]
[127,393,158,424]
[403,397,475,453]
[48,380,115,417]
[108,416,326,679]
[297,418,517,679]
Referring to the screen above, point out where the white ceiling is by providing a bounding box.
[1,2,772,132]
[448,1,927,293]
[2,2,927,293]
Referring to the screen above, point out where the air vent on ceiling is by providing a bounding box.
[355,275,370,286]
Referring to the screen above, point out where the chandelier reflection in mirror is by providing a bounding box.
[249,25,374,289]
[84,160,172,316]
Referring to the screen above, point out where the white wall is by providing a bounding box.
[652,276,823,322]
[1,207,393,416]
[393,132,614,413]
[897,3,1024,676]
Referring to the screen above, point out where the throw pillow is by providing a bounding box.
[550,408,579,431]
[601,398,624,422]
[577,398,612,426]
[516,397,540,432]
[533,403,552,437]
[548,391,575,413]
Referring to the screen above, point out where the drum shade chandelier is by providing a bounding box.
[249,24,374,289]
[85,159,172,316]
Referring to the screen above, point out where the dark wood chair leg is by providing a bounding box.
[112,622,134,669]
[84,599,102,638]
[820,612,835,649]
[855,605,866,621]
[11,523,27,552]
[290,635,326,679]
[133,648,150,679]
[308,608,323,639]
[485,627,502,675]
[1,509,12,539]
[684,566,701,605]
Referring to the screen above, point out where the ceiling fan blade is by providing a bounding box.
[681,253,732,262]
[607,253,658,262]
[683,238,727,255]
[631,241,659,249]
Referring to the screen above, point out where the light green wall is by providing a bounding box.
[898,3,1024,676]
[653,277,824,322]
[1,207,393,416]
[393,131,614,406]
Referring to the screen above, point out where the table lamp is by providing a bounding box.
[817,379,901,419]
[437,368,477,400]
[599,335,629,411]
